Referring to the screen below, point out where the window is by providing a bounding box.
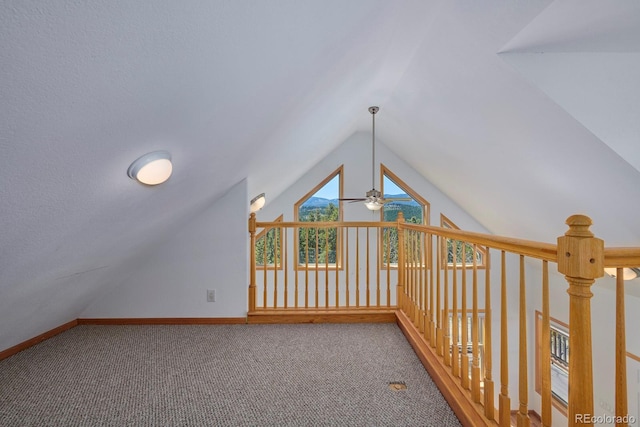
[380,165,429,267]
[255,215,283,270]
[294,166,343,269]
[440,214,486,268]
[535,311,569,413]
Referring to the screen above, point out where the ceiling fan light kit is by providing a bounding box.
[340,106,410,210]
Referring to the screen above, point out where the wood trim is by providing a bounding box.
[440,213,487,269]
[255,214,284,270]
[293,165,344,271]
[78,317,247,325]
[604,247,640,267]
[396,310,496,427]
[247,308,396,324]
[401,222,557,262]
[627,351,640,363]
[380,164,431,270]
[0,319,78,361]
[380,164,430,221]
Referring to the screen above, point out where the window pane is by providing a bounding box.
[296,172,340,267]
[382,173,424,266]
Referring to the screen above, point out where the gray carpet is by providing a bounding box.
[0,323,461,427]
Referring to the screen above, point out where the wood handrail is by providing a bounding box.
[254,221,640,268]
[250,213,640,427]
[255,220,395,228]
[604,247,640,267]
[400,222,558,262]
[255,220,558,262]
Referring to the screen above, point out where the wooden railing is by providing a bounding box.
[248,212,639,426]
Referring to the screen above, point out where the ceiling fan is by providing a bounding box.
[339,106,411,210]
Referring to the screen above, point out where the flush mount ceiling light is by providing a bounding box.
[604,267,640,281]
[250,193,266,213]
[127,151,172,185]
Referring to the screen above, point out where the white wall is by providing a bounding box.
[81,180,248,318]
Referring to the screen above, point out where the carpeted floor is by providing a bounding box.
[0,323,461,426]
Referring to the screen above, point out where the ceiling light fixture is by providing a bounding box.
[604,267,640,281]
[338,106,409,210]
[250,193,266,213]
[127,151,173,185]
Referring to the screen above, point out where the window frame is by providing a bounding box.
[379,164,430,269]
[255,214,284,270]
[440,214,487,269]
[293,166,344,270]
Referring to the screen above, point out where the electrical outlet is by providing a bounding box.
[207,289,216,302]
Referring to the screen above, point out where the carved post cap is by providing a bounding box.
[397,211,405,222]
[564,214,594,238]
[557,214,604,279]
[248,213,256,233]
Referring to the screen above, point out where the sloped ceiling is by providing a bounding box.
[1,1,640,343]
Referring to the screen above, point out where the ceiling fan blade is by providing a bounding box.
[338,198,367,201]
[382,197,412,202]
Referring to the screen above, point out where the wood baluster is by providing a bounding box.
[345,228,350,308]
[273,228,278,308]
[386,227,391,307]
[557,215,602,427]
[295,227,299,308]
[411,231,417,322]
[325,227,329,308]
[430,234,436,346]
[356,227,360,308]
[484,250,495,421]
[423,233,429,338]
[315,227,319,308]
[408,231,413,318]
[616,268,628,427]
[366,228,371,308]
[263,229,268,308]
[499,250,511,427]
[452,239,460,378]
[471,244,481,403]
[416,232,421,326]
[443,236,451,366]
[284,227,288,309]
[397,212,405,313]
[305,228,309,308]
[248,213,257,313]
[461,243,469,390]
[517,255,530,427]
[419,232,425,333]
[541,260,551,427]
[436,235,443,353]
[376,227,381,308]
[335,227,339,308]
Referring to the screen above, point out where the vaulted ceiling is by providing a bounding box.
[2,1,640,344]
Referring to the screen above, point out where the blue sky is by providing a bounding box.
[313,175,406,199]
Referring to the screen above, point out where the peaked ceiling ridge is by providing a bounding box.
[498,0,640,54]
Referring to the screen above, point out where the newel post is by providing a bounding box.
[248,213,257,313]
[557,215,604,426]
[397,212,405,311]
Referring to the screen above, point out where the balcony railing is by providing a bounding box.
[248,212,639,426]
